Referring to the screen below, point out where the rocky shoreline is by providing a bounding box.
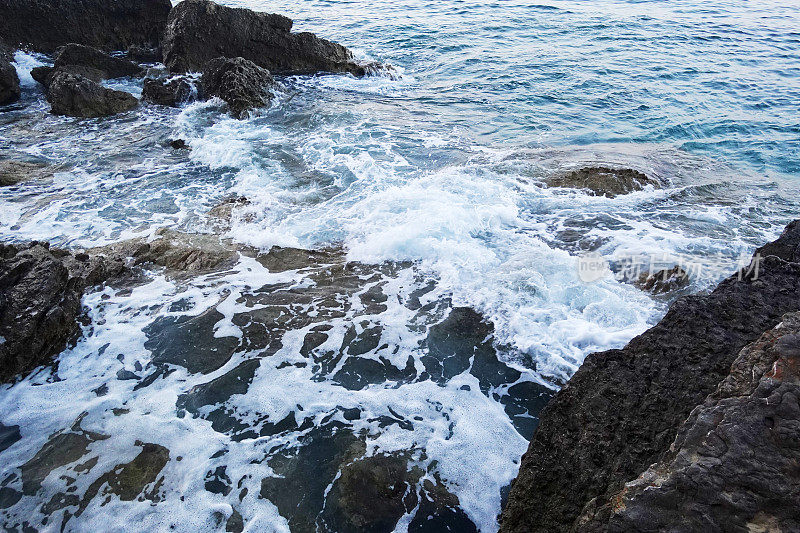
[501,220,800,532]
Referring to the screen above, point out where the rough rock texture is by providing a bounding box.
[0,242,125,382]
[162,0,366,75]
[142,76,195,107]
[634,265,690,294]
[0,0,172,54]
[501,220,800,533]
[577,312,800,532]
[53,44,142,79]
[0,41,20,106]
[547,167,660,197]
[126,45,161,63]
[201,57,275,118]
[31,65,102,89]
[47,71,138,118]
[0,159,57,186]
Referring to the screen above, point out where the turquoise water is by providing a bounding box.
[1,1,799,531]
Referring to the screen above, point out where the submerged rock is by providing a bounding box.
[162,0,367,75]
[201,57,276,119]
[142,76,195,107]
[0,0,172,54]
[0,159,56,186]
[501,220,800,532]
[0,42,20,106]
[47,71,138,118]
[579,312,800,531]
[547,166,660,197]
[634,265,690,294]
[0,242,125,382]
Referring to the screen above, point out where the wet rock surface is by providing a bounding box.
[142,76,195,107]
[0,242,125,382]
[162,0,367,75]
[578,312,800,532]
[547,166,660,197]
[47,71,138,118]
[201,57,276,119]
[0,0,172,54]
[51,44,142,80]
[634,265,690,294]
[0,159,57,187]
[501,219,800,533]
[0,42,20,106]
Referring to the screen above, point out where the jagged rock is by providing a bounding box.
[53,44,142,79]
[201,57,275,118]
[0,159,56,186]
[576,312,800,531]
[47,71,138,118]
[142,76,195,107]
[0,0,172,54]
[0,41,20,106]
[501,220,800,533]
[547,167,660,198]
[162,0,367,75]
[634,265,690,294]
[0,242,126,382]
[31,65,104,90]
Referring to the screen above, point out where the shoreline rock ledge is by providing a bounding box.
[501,219,800,532]
[162,0,369,75]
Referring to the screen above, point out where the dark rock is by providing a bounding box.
[142,76,195,107]
[31,65,104,90]
[51,44,142,80]
[201,57,275,119]
[0,0,172,54]
[0,43,20,105]
[634,265,690,294]
[127,45,161,63]
[501,220,800,533]
[577,312,800,532]
[0,422,21,453]
[547,167,660,198]
[0,242,125,382]
[162,0,367,75]
[169,138,189,149]
[320,453,419,533]
[47,71,138,118]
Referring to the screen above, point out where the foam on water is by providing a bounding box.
[2,0,800,530]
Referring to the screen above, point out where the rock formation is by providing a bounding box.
[142,76,196,107]
[0,242,125,382]
[501,220,800,532]
[201,57,276,118]
[47,71,138,118]
[162,0,367,76]
[0,0,172,53]
[0,41,20,106]
[547,167,660,197]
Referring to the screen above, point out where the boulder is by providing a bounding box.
[31,65,104,89]
[126,45,161,63]
[634,265,690,294]
[47,71,138,118]
[501,220,800,532]
[201,57,275,118]
[578,312,800,531]
[0,0,172,54]
[0,159,57,186]
[0,41,20,105]
[547,166,660,198]
[0,242,126,382]
[142,76,196,107]
[53,44,142,78]
[162,0,366,75]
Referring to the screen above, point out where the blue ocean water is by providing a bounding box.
[1,1,799,531]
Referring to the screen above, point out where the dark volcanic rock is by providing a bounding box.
[142,76,195,107]
[201,57,275,118]
[53,44,142,79]
[31,65,104,90]
[577,312,800,532]
[547,166,660,197]
[501,220,800,533]
[0,242,125,382]
[0,0,172,54]
[0,42,20,106]
[162,0,366,75]
[47,71,138,118]
[127,45,161,63]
